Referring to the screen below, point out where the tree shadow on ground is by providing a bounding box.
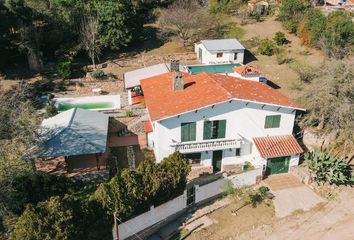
[102,25,166,62]
[243,49,258,64]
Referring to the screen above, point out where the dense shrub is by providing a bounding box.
[273,31,287,45]
[305,148,352,185]
[10,196,111,240]
[56,58,72,79]
[258,38,276,56]
[93,152,190,220]
[0,172,78,215]
[44,103,58,118]
[91,69,105,79]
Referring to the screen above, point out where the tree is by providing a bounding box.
[320,11,354,59]
[299,60,354,156]
[9,196,112,240]
[158,0,212,47]
[94,0,137,50]
[80,16,101,67]
[305,148,352,184]
[273,31,286,46]
[93,152,190,220]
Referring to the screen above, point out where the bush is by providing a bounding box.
[305,148,352,185]
[125,110,134,117]
[56,58,72,79]
[44,103,58,118]
[93,152,190,220]
[276,51,293,65]
[0,172,78,215]
[10,196,111,240]
[258,38,276,56]
[273,31,287,45]
[91,69,105,79]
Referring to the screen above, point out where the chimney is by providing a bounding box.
[173,72,184,91]
[170,60,180,72]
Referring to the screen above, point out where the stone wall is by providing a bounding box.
[222,163,243,174]
[188,165,213,179]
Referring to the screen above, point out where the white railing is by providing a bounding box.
[171,138,241,153]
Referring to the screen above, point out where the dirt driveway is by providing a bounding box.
[238,186,354,240]
[264,174,324,218]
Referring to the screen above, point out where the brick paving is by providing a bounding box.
[263,173,303,191]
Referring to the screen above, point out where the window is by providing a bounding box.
[183,152,201,164]
[234,53,238,60]
[203,120,226,140]
[181,122,196,142]
[235,148,241,156]
[216,52,223,58]
[265,115,281,129]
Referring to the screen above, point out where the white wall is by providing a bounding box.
[118,191,187,240]
[195,43,244,64]
[195,178,226,203]
[226,72,261,82]
[152,99,296,163]
[228,167,263,187]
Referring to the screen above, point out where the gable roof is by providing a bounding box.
[36,108,109,158]
[200,39,245,52]
[233,65,261,76]
[141,72,304,121]
[253,135,303,158]
[124,63,185,89]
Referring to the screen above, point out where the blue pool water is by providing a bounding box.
[187,63,242,74]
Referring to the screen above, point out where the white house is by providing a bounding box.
[141,72,304,178]
[194,39,245,65]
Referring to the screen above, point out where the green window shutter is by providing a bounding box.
[217,120,226,138]
[274,115,281,128]
[265,116,272,128]
[181,122,196,142]
[181,123,188,142]
[189,122,196,141]
[265,115,281,128]
[203,121,212,140]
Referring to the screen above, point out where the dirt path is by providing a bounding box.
[235,16,326,99]
[237,187,354,240]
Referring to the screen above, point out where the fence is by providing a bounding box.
[114,168,262,240]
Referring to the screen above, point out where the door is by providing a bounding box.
[266,156,290,175]
[212,150,223,173]
[198,48,203,62]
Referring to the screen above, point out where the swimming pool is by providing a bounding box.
[54,95,120,112]
[187,63,242,75]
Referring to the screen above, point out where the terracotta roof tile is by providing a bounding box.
[253,135,303,158]
[233,65,261,75]
[141,72,304,121]
[144,121,153,133]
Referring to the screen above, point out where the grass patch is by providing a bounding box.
[223,24,246,40]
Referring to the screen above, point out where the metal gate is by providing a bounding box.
[186,186,195,206]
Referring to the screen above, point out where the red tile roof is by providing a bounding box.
[144,121,153,133]
[253,135,303,158]
[141,72,304,121]
[233,65,261,76]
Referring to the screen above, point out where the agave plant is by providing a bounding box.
[305,148,352,185]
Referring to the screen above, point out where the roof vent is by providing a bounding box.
[173,72,184,91]
[170,60,180,72]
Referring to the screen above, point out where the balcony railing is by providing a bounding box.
[171,138,241,153]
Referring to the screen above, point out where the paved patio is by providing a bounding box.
[264,174,324,218]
